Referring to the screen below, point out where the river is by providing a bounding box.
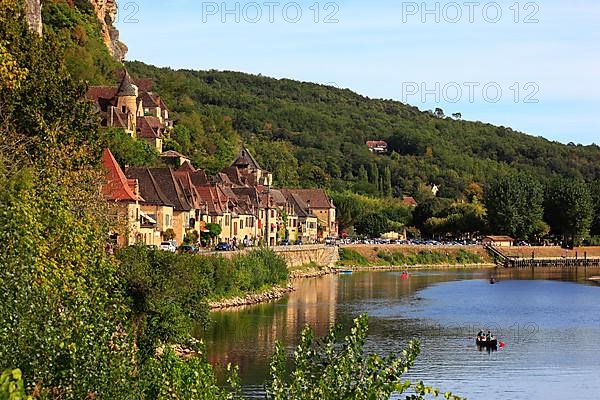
[198,268,600,399]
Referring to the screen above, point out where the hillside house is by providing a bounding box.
[86,70,172,153]
[367,141,388,154]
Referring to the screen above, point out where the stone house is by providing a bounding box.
[281,189,337,240]
[101,148,154,246]
[86,70,172,153]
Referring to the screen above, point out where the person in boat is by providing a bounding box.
[477,330,484,339]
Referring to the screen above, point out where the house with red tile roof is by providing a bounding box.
[102,148,158,246]
[125,167,177,244]
[281,190,319,243]
[281,189,337,241]
[86,70,172,153]
[217,146,273,188]
[367,140,388,154]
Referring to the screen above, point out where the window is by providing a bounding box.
[271,210,275,218]
[121,105,127,113]
[165,214,171,228]
[240,220,244,230]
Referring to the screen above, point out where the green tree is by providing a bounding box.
[589,181,600,237]
[358,165,369,183]
[382,166,393,197]
[485,174,544,240]
[202,223,223,244]
[369,162,379,188]
[267,315,463,400]
[354,213,391,238]
[544,177,593,246]
[101,128,159,167]
[250,140,300,187]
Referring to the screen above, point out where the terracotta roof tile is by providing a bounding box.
[281,189,334,209]
[125,167,173,207]
[102,148,143,202]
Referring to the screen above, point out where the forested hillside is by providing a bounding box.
[126,61,600,200]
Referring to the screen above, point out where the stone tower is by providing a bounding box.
[116,71,138,116]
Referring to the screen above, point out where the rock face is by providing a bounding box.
[25,0,42,36]
[88,0,128,60]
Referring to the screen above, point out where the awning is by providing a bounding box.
[140,212,157,224]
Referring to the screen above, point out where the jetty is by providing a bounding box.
[487,246,600,269]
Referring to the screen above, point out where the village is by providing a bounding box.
[91,71,337,250]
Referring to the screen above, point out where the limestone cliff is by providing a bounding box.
[88,0,128,60]
[23,0,127,60]
[25,0,42,36]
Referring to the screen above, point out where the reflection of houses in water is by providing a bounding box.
[285,275,338,341]
[205,276,338,379]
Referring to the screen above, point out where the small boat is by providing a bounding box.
[401,272,409,280]
[337,269,353,275]
[476,337,498,348]
[490,277,497,285]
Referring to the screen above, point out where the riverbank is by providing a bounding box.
[209,265,335,310]
[208,260,497,310]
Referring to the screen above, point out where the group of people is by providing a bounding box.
[477,330,495,342]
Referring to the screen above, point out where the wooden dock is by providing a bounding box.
[486,245,600,269]
[503,257,600,269]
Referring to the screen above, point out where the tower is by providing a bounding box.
[115,71,138,116]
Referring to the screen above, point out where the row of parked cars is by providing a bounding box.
[339,238,481,246]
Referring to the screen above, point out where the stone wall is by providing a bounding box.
[273,245,339,268]
[215,245,340,269]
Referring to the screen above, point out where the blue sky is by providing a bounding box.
[117,0,599,144]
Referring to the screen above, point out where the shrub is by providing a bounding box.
[339,248,369,265]
[267,315,463,400]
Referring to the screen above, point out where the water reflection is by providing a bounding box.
[199,267,600,399]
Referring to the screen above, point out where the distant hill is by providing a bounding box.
[40,1,600,200]
[125,61,600,200]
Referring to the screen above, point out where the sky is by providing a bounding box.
[116,0,600,144]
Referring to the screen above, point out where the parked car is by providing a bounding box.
[215,242,232,251]
[325,237,336,246]
[178,245,196,254]
[160,241,177,253]
[294,239,303,246]
[280,239,291,246]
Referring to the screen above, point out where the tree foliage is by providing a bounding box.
[100,128,159,167]
[544,177,593,246]
[485,174,544,240]
[355,213,392,238]
[125,61,600,199]
[266,315,463,400]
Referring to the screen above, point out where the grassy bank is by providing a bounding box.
[339,245,492,267]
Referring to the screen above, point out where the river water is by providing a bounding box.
[199,268,600,399]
